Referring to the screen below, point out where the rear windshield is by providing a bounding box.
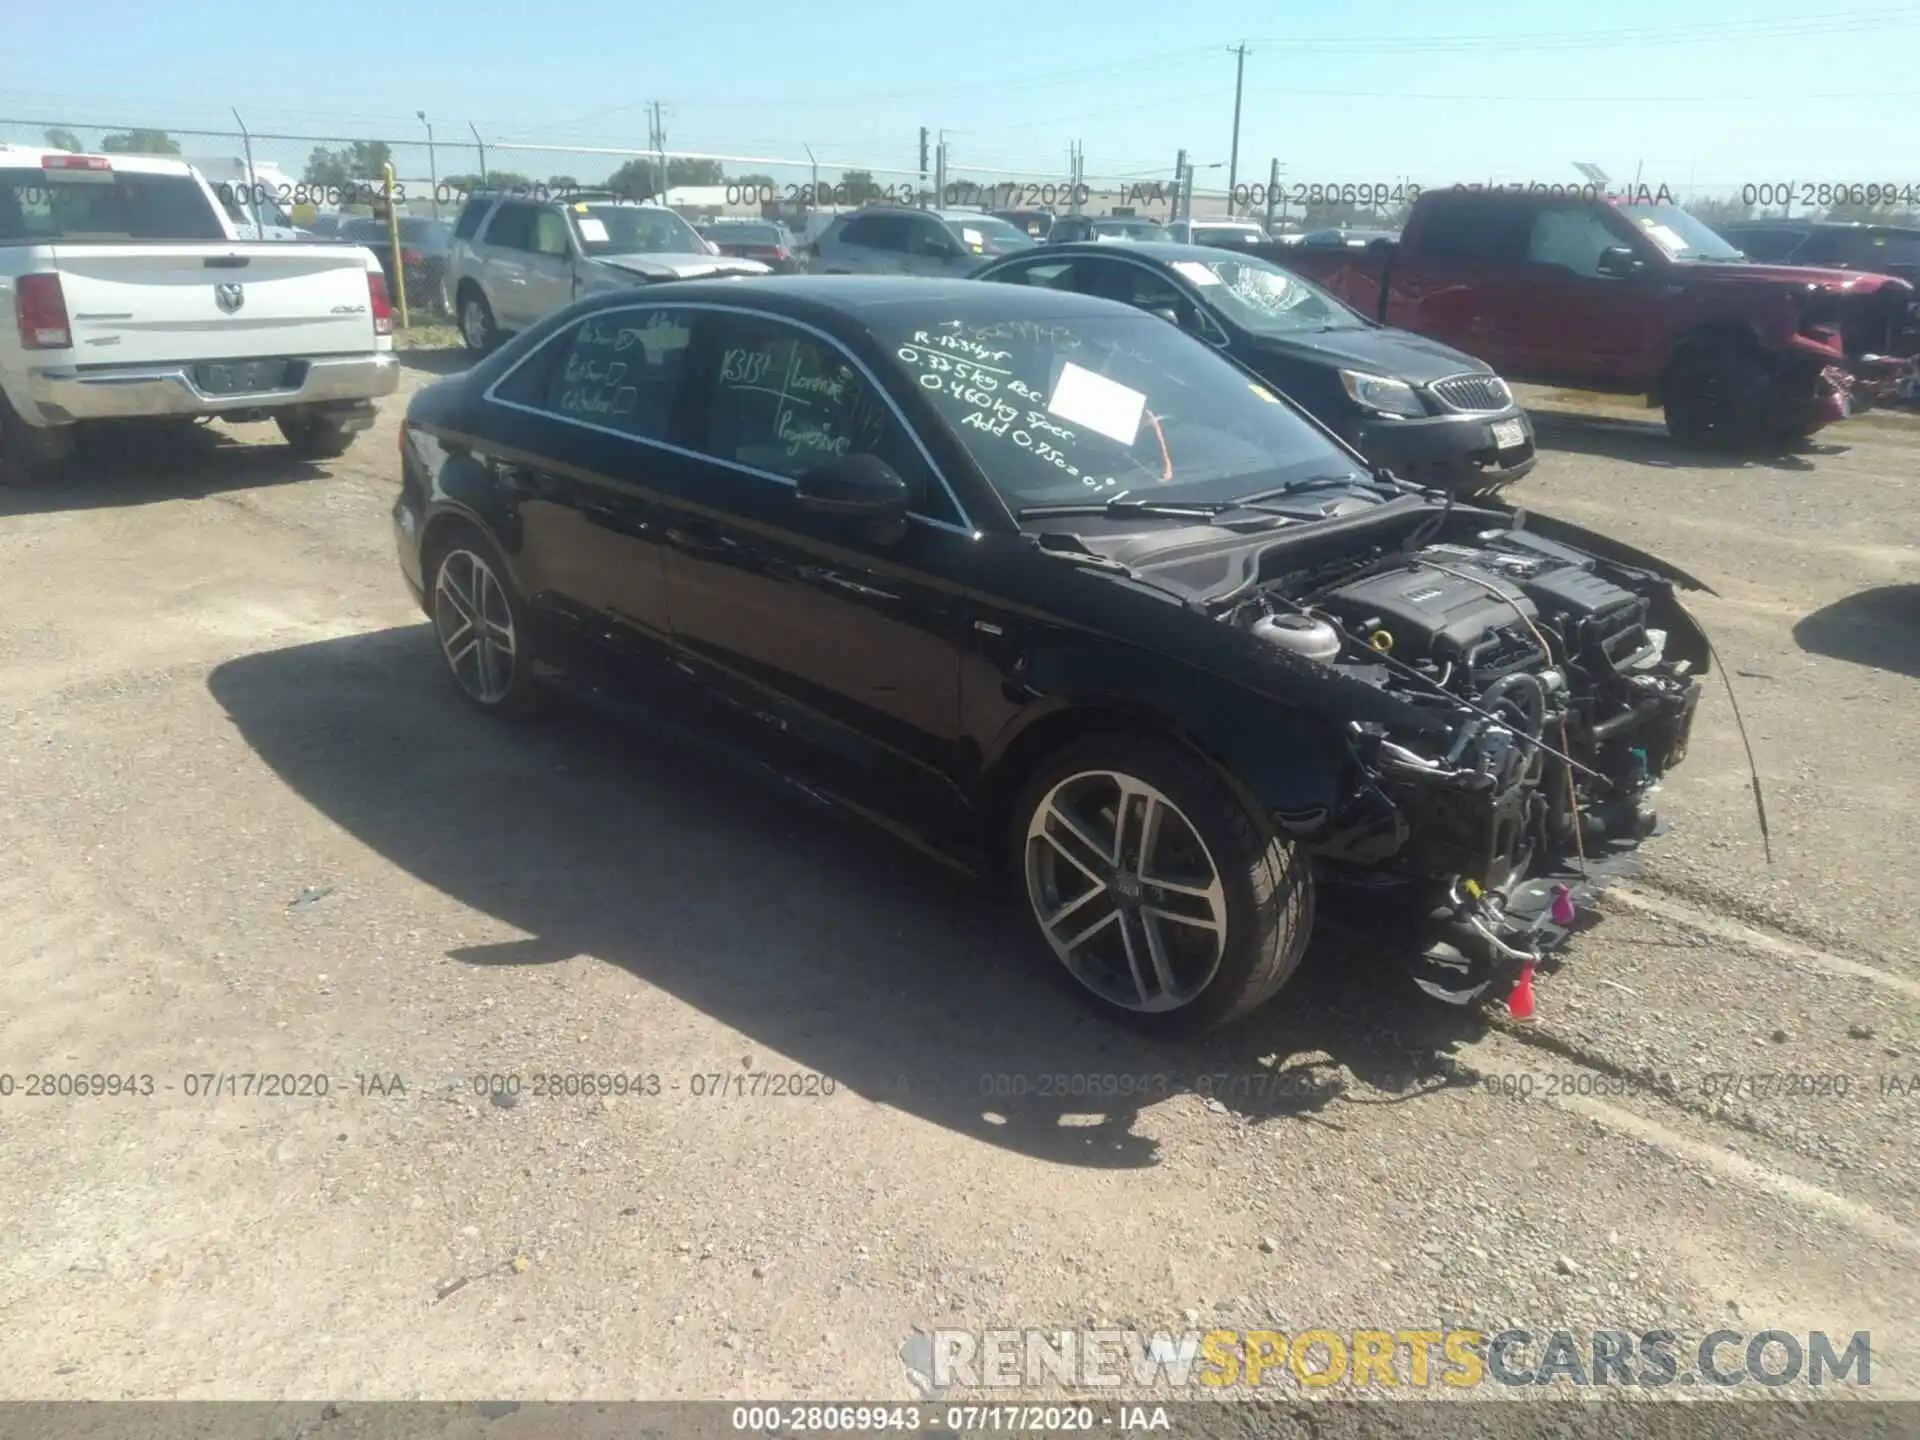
[707,223,784,244]
[0,168,226,244]
[1092,220,1162,240]
[1189,225,1264,248]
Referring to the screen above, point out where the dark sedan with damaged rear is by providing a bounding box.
[393,276,1708,1033]
[973,242,1537,498]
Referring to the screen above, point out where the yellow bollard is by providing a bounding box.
[383,163,410,332]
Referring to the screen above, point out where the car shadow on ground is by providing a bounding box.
[1525,408,1840,473]
[208,626,1499,1171]
[1794,584,1920,678]
[397,346,473,378]
[0,422,330,518]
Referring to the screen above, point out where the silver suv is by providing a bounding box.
[445,190,772,351]
[807,207,1034,276]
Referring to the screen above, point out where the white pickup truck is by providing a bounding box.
[1,146,399,486]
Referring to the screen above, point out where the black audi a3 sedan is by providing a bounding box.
[394,276,1708,1032]
[972,242,1537,498]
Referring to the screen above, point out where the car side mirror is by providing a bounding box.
[1596,245,1645,279]
[1148,306,1182,327]
[796,454,910,530]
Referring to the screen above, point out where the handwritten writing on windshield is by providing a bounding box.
[896,330,1094,481]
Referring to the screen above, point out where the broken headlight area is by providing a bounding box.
[1226,523,1707,1002]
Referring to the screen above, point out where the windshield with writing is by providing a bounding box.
[574,204,705,257]
[878,313,1359,509]
[1186,255,1363,333]
[1619,204,1745,262]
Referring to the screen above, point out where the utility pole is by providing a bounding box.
[230,108,256,228]
[934,139,948,212]
[418,110,438,217]
[1172,148,1187,222]
[919,126,930,206]
[647,102,670,202]
[1226,42,1249,215]
[1266,157,1279,230]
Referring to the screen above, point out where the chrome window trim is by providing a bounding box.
[482,300,978,536]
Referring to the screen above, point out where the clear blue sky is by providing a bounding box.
[4,1,1918,198]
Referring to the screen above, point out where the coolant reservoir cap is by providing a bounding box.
[1252,612,1344,664]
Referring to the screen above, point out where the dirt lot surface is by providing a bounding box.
[3,357,1917,1412]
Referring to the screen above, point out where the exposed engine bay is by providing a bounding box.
[1215,517,1707,1002]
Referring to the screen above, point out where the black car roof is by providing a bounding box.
[558,274,1144,328]
[1021,240,1270,264]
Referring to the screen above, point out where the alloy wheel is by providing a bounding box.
[433,548,517,704]
[1024,770,1229,1013]
[461,298,489,350]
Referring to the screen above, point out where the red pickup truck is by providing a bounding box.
[1271,189,1917,450]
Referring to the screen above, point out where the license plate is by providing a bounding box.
[1490,418,1527,450]
[195,360,289,396]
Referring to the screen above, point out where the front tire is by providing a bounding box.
[1664,340,1769,452]
[426,524,542,716]
[1009,732,1314,1035]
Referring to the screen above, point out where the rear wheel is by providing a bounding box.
[427,524,541,716]
[458,287,499,353]
[276,412,358,459]
[1009,732,1314,1035]
[0,396,57,489]
[1664,340,1770,451]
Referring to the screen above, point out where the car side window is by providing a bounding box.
[911,218,963,257]
[453,199,489,241]
[1419,197,1533,265]
[1792,231,1856,266]
[531,209,571,258]
[988,260,1077,289]
[690,313,951,520]
[839,214,905,251]
[1073,258,1184,310]
[494,308,695,441]
[1525,205,1630,276]
[482,202,536,252]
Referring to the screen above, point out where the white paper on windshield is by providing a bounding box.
[576,217,610,243]
[1171,260,1222,287]
[1637,221,1685,253]
[1048,362,1146,447]
[962,228,983,247]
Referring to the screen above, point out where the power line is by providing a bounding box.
[1240,7,1920,51]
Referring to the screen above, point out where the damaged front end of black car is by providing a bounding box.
[1137,493,1712,1009]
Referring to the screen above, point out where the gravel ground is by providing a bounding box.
[1,359,1916,1411]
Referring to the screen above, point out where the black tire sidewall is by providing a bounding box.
[1006,730,1314,1036]
[425,523,541,717]
[1666,343,1768,451]
[276,414,354,458]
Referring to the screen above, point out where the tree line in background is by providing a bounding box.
[36,128,1918,226]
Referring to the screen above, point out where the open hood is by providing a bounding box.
[595,253,772,281]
